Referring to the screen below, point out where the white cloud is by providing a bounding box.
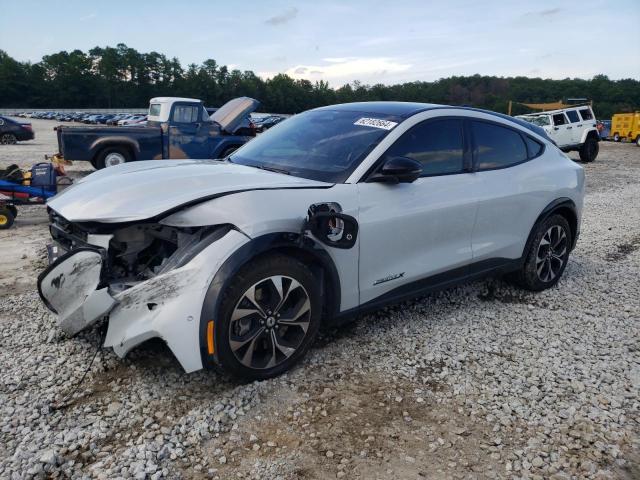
[79,13,97,21]
[279,57,412,84]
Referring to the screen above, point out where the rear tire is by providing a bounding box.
[579,138,598,162]
[95,147,131,169]
[511,214,572,291]
[0,133,17,145]
[613,133,620,142]
[636,135,640,147]
[0,207,15,229]
[215,254,322,380]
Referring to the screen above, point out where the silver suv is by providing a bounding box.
[39,102,586,379]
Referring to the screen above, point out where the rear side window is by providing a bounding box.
[173,105,199,123]
[472,121,528,170]
[579,109,593,121]
[149,104,161,117]
[566,110,580,123]
[384,119,464,176]
[552,114,567,126]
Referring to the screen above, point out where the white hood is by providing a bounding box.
[48,160,330,223]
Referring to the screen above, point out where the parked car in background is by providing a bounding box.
[39,102,584,379]
[53,96,259,168]
[596,120,611,140]
[610,112,640,146]
[254,115,285,132]
[0,116,35,144]
[517,105,600,161]
[119,115,146,125]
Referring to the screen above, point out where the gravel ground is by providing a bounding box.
[1,119,639,479]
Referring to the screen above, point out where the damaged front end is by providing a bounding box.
[38,209,248,372]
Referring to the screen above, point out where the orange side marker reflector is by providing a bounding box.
[207,320,215,355]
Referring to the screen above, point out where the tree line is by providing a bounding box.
[0,44,638,118]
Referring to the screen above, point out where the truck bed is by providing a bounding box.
[57,125,163,163]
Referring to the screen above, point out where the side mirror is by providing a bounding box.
[306,204,358,249]
[367,156,422,184]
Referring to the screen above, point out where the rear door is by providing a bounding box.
[564,109,583,144]
[469,119,545,262]
[549,113,573,147]
[167,103,218,159]
[357,117,477,304]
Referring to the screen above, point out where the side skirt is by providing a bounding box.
[330,257,522,326]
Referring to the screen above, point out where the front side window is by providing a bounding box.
[173,105,199,123]
[566,110,580,123]
[472,121,528,170]
[579,108,593,121]
[552,113,568,126]
[383,119,464,176]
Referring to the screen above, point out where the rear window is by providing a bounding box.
[579,109,593,121]
[149,104,161,117]
[173,105,199,123]
[566,110,580,123]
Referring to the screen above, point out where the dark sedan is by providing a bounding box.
[0,116,35,144]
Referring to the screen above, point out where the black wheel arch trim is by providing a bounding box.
[198,231,341,369]
[525,198,578,255]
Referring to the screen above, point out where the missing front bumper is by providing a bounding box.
[38,247,116,335]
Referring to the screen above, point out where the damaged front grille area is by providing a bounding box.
[48,207,232,293]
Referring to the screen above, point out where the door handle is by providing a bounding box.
[566,126,572,129]
[553,127,559,130]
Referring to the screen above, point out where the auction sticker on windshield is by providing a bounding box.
[354,117,398,130]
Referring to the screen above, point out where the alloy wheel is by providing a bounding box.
[229,275,311,370]
[536,225,567,282]
[1,134,17,145]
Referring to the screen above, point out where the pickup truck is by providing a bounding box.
[54,97,259,169]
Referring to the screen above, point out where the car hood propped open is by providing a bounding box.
[48,160,331,223]
[211,97,260,133]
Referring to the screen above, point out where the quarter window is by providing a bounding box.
[566,110,580,123]
[472,121,528,170]
[525,136,543,158]
[579,109,593,121]
[383,119,464,176]
[552,114,568,126]
[173,105,199,123]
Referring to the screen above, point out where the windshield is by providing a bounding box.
[230,109,401,183]
[519,115,550,127]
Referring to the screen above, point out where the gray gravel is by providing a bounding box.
[0,120,639,479]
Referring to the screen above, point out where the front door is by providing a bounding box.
[168,103,218,159]
[357,118,478,305]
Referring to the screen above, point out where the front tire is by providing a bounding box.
[512,214,572,291]
[613,133,620,142]
[215,254,322,380]
[95,147,131,169]
[636,135,640,147]
[579,138,598,162]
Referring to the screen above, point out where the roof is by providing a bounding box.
[314,101,442,118]
[313,101,552,140]
[149,97,201,104]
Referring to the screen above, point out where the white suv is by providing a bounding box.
[517,106,600,162]
[39,102,585,379]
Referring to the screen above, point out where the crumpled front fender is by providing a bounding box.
[103,229,249,373]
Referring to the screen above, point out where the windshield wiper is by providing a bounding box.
[253,164,291,175]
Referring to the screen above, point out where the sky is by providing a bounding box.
[1,0,638,87]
